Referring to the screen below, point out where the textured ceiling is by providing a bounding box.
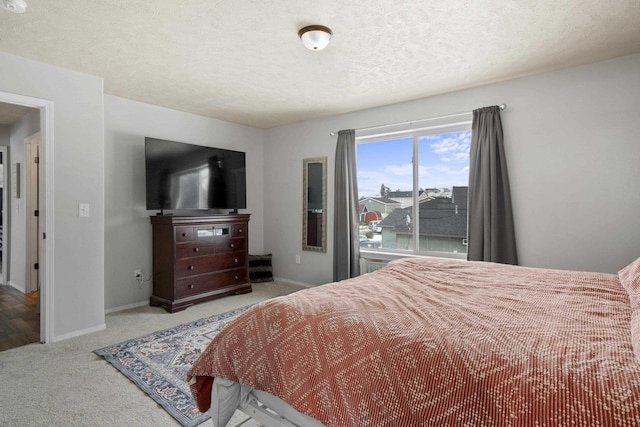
[0,1,639,129]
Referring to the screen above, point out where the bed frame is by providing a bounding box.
[238,397,300,427]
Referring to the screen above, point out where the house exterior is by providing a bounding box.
[359,197,401,220]
[363,211,382,225]
[378,187,468,254]
[387,190,426,208]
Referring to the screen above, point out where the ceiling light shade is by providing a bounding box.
[2,0,27,13]
[298,25,332,51]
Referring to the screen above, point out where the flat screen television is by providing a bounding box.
[145,137,246,212]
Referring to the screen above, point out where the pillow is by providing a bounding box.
[619,256,640,309]
[248,254,274,283]
[619,257,640,363]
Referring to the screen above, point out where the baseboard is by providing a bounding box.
[50,323,106,343]
[273,276,315,288]
[7,280,25,293]
[105,299,149,314]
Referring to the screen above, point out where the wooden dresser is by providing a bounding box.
[149,214,251,313]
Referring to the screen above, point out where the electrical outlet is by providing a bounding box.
[295,255,301,264]
[79,203,90,217]
[134,269,143,281]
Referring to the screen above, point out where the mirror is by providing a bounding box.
[303,157,327,252]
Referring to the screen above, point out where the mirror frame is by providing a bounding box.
[302,157,327,252]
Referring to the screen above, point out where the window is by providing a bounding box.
[356,117,471,257]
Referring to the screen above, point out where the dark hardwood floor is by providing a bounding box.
[0,284,40,352]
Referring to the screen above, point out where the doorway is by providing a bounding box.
[0,92,52,344]
[0,110,42,350]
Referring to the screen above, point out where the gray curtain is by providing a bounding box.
[333,129,360,281]
[467,106,518,264]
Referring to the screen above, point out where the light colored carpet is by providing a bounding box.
[0,281,306,427]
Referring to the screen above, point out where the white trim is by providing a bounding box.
[104,300,149,314]
[0,146,7,285]
[41,102,54,343]
[7,280,24,292]
[272,277,315,288]
[49,323,106,343]
[0,90,54,343]
[359,249,466,262]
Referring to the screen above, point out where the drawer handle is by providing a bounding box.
[234,275,239,280]
[194,247,199,252]
[188,284,194,289]
[182,233,187,237]
[188,265,194,270]
[229,243,235,248]
[238,228,243,233]
[234,258,238,263]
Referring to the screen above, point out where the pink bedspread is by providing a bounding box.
[188,257,640,426]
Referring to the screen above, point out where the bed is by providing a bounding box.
[187,256,640,426]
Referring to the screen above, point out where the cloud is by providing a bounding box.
[418,164,469,186]
[358,165,413,196]
[384,163,413,176]
[358,130,471,196]
[425,130,471,164]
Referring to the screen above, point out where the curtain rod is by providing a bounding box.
[329,104,506,136]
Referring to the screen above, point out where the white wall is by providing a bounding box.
[7,109,40,291]
[264,54,640,284]
[0,52,105,340]
[104,95,265,311]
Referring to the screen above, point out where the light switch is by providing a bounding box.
[79,203,90,217]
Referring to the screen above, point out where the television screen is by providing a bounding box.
[145,137,246,211]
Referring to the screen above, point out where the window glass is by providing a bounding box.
[417,130,470,254]
[357,137,412,251]
[356,127,471,256]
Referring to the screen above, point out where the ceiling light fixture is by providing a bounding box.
[1,0,27,13]
[298,25,333,51]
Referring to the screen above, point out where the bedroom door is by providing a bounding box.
[25,136,40,294]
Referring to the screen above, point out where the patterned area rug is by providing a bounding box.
[94,305,253,427]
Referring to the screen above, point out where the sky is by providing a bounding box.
[357,130,471,198]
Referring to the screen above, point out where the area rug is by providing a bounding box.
[94,304,253,427]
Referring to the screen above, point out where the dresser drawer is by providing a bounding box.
[176,269,248,298]
[214,252,246,270]
[194,224,231,241]
[232,223,247,238]
[176,242,216,259]
[215,237,246,253]
[175,226,194,242]
[175,253,246,278]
